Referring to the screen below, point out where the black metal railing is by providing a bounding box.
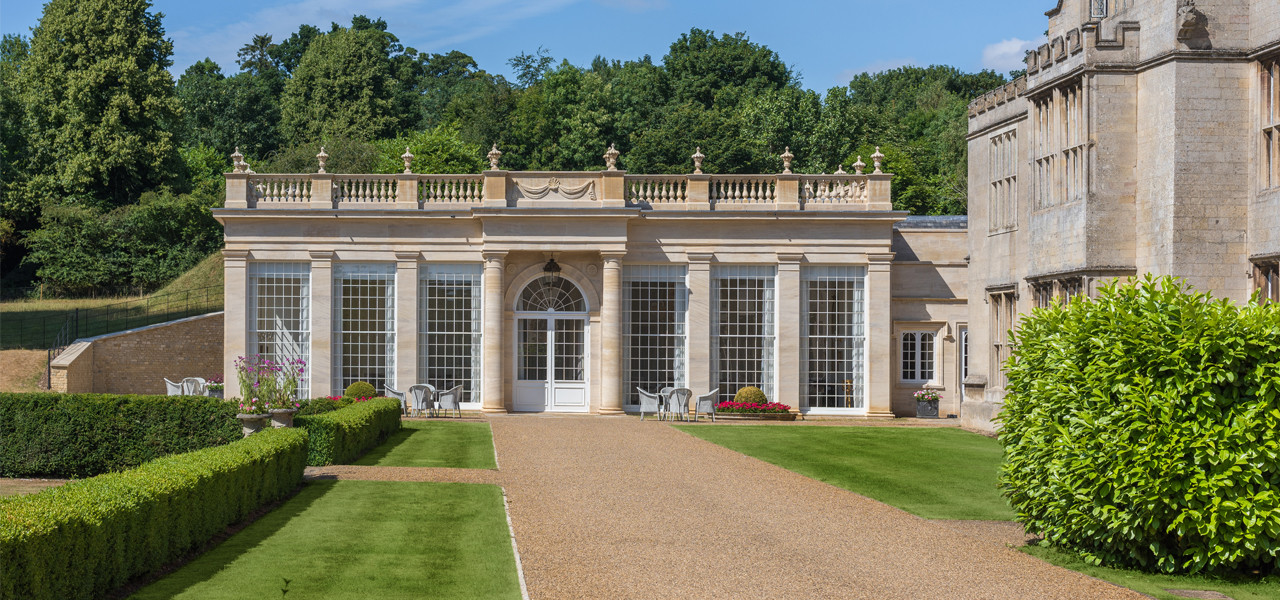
[1,284,224,351]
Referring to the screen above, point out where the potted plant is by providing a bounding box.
[914,389,941,418]
[234,396,269,437]
[207,374,224,399]
[232,354,307,433]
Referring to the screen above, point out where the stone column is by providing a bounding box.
[686,253,714,395]
[865,252,896,418]
[223,250,249,400]
[599,253,625,414]
[775,253,803,412]
[481,251,507,413]
[395,253,419,393]
[309,251,335,398]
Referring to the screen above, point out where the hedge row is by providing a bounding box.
[0,427,308,600]
[0,393,240,477]
[1000,275,1280,574]
[295,397,401,465]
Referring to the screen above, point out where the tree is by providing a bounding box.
[176,59,282,161]
[269,24,321,75]
[237,34,278,75]
[509,47,554,89]
[17,0,181,209]
[279,27,399,144]
[0,34,31,266]
[663,29,793,109]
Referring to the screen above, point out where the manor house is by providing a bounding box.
[214,147,969,417]
[965,0,1280,430]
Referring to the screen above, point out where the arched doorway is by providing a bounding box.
[513,276,590,412]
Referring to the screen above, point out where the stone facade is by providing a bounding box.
[214,152,969,418]
[965,0,1280,431]
[49,313,224,394]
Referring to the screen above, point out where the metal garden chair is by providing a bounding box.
[436,385,464,418]
[693,388,720,422]
[636,388,662,420]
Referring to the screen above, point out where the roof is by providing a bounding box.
[1046,0,1063,16]
[893,215,968,230]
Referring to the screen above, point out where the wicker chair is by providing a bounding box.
[636,388,662,420]
[164,378,183,396]
[693,389,720,422]
[181,377,207,396]
[436,385,464,418]
[384,386,408,415]
[408,384,436,417]
[666,388,693,422]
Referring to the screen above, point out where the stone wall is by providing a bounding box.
[50,312,224,395]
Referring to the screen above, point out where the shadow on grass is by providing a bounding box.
[124,481,332,599]
[351,426,415,465]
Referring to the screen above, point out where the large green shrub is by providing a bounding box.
[343,381,376,399]
[0,427,307,600]
[733,386,768,404]
[0,393,239,477]
[999,275,1280,574]
[294,397,400,465]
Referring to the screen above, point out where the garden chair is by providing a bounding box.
[408,384,436,417]
[436,385,464,418]
[666,388,692,422]
[693,388,720,422]
[636,388,662,420]
[164,378,184,396]
[182,377,207,396]
[384,386,408,415]
[659,386,674,420]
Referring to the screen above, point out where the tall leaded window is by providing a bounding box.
[900,332,935,383]
[1262,58,1280,190]
[990,290,1017,388]
[1034,81,1086,210]
[801,266,866,411]
[333,263,395,396]
[623,265,688,406]
[712,265,776,404]
[989,131,1017,232]
[1254,260,1280,304]
[248,262,311,398]
[419,264,482,403]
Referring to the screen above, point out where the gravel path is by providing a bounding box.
[488,415,1144,600]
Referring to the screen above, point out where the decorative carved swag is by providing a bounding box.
[515,177,597,201]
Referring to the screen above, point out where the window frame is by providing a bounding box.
[1262,58,1280,191]
[899,330,938,385]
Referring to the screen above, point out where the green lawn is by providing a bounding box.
[673,425,1011,520]
[353,421,497,469]
[1024,545,1280,600]
[129,480,522,600]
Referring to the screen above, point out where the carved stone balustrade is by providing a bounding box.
[226,169,892,211]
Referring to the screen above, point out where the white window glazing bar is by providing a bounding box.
[248,262,311,398]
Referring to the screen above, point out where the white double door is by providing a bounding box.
[513,315,589,412]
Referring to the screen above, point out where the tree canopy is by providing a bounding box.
[0,5,1007,295]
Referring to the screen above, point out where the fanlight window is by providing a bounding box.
[519,277,587,312]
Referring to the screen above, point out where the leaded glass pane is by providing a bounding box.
[623,265,688,406]
[333,263,395,396]
[801,266,866,410]
[419,264,482,403]
[248,262,311,398]
[711,265,776,404]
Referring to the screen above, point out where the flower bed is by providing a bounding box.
[716,400,793,414]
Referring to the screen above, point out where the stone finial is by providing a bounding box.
[871,147,885,174]
[834,164,847,175]
[230,146,247,174]
[316,147,329,174]
[604,143,620,171]
[852,156,866,175]
[401,146,414,174]
[780,146,794,174]
[487,144,503,170]
[692,147,705,174]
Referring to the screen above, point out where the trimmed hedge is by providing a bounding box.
[1000,275,1280,574]
[0,393,240,477]
[0,427,308,600]
[294,397,401,465]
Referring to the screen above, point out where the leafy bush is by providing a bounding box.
[294,397,400,465]
[733,386,768,405]
[0,393,239,477]
[344,381,376,400]
[999,275,1280,574]
[296,397,340,416]
[0,427,308,600]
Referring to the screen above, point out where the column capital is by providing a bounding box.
[223,249,250,266]
[309,250,335,263]
[776,252,804,264]
[687,251,715,264]
[395,251,421,263]
[482,250,508,263]
[601,251,627,264]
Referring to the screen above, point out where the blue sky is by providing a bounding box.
[3,0,1049,90]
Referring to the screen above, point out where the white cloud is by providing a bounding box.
[981,37,1044,72]
[169,0,581,73]
[838,58,916,83]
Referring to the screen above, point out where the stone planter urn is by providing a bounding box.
[236,413,270,437]
[915,400,940,418]
[269,408,299,428]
